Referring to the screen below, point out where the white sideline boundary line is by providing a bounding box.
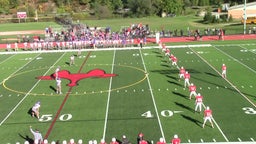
[0,44,212,55]
[180,142,256,144]
[139,48,166,141]
[0,53,66,126]
[102,49,116,140]
[188,46,229,142]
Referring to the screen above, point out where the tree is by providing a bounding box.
[191,0,199,6]
[110,0,123,11]
[127,0,153,17]
[161,0,184,15]
[199,0,210,6]
[0,0,10,14]
[79,0,91,5]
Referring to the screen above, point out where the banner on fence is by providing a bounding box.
[17,12,27,19]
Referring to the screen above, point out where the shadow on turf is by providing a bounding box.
[192,75,256,98]
[19,133,34,144]
[27,108,33,117]
[168,80,183,87]
[65,62,70,65]
[175,102,194,113]
[205,72,219,77]
[50,85,56,92]
[172,92,188,99]
[181,114,202,127]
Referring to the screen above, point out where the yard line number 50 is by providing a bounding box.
[39,114,72,122]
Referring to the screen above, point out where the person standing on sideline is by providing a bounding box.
[139,38,143,48]
[195,93,203,113]
[189,83,197,99]
[29,126,43,144]
[184,71,190,88]
[222,64,226,78]
[110,138,119,144]
[137,132,144,144]
[157,138,166,144]
[70,55,75,66]
[171,134,181,144]
[31,101,40,119]
[100,139,107,144]
[203,106,214,128]
[56,78,62,94]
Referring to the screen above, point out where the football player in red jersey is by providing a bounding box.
[189,83,197,99]
[195,93,203,113]
[157,138,166,144]
[184,71,190,87]
[203,106,214,128]
[222,64,227,78]
[171,134,180,144]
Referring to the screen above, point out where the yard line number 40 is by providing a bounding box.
[38,107,255,122]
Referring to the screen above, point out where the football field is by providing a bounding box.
[0,42,255,144]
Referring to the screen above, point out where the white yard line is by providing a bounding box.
[211,45,256,107]
[0,53,66,126]
[139,49,166,141]
[0,54,40,86]
[102,49,116,140]
[188,46,229,142]
[213,45,256,74]
[239,45,256,55]
[0,54,15,65]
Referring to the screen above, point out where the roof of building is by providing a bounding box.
[228,2,256,10]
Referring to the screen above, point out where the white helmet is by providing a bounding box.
[78,139,83,144]
[198,93,201,95]
[62,140,67,144]
[51,141,56,144]
[70,139,75,143]
[100,139,105,143]
[44,139,48,144]
[93,140,97,144]
[24,141,29,144]
[174,134,178,139]
[159,137,164,142]
[112,137,116,142]
[206,106,210,110]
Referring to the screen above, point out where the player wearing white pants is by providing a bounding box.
[203,106,214,128]
[195,93,203,112]
[189,83,197,99]
[184,71,190,87]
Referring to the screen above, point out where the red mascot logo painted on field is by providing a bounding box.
[37,69,117,87]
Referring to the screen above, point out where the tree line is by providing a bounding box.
[0,0,254,18]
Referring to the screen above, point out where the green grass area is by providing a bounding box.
[0,40,255,144]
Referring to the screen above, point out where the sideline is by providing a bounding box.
[0,44,212,55]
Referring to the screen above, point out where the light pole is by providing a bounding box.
[243,0,247,34]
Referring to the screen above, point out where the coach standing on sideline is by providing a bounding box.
[29,126,43,144]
